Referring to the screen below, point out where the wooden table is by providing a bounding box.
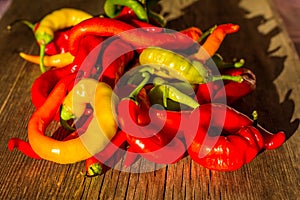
[0,0,299,199]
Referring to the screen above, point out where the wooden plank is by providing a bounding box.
[0,0,299,199]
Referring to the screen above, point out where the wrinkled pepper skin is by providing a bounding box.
[186,103,286,171]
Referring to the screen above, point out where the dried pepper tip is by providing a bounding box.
[6,19,35,31]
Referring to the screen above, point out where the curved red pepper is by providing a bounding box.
[186,103,286,171]
[45,28,71,55]
[68,17,196,56]
[117,98,186,164]
[31,69,76,109]
[97,38,135,87]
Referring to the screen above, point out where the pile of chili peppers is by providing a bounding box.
[7,0,286,176]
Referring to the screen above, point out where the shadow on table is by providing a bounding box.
[165,0,299,140]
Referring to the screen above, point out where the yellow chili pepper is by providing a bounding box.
[28,79,118,164]
[19,52,74,68]
[34,8,93,73]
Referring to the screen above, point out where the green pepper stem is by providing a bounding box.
[86,163,102,177]
[128,72,151,99]
[234,59,245,68]
[198,25,217,43]
[147,10,167,27]
[211,75,243,83]
[6,19,35,31]
[39,44,46,73]
[60,105,76,131]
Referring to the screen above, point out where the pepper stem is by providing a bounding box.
[211,75,243,83]
[6,19,35,31]
[198,25,217,43]
[252,110,258,127]
[39,44,46,73]
[86,163,103,177]
[128,72,151,99]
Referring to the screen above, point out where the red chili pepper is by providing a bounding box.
[8,138,42,160]
[117,98,186,164]
[31,69,76,109]
[186,103,286,171]
[31,35,103,110]
[97,38,135,87]
[113,6,138,21]
[69,35,103,79]
[84,129,127,176]
[195,67,256,105]
[85,156,104,177]
[68,17,196,55]
[123,145,141,168]
[213,67,256,104]
[195,81,218,104]
[92,129,127,165]
[180,27,202,42]
[44,28,71,55]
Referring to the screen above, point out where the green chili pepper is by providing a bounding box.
[104,0,148,22]
[139,46,243,84]
[149,77,199,111]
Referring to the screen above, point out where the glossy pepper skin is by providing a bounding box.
[139,46,243,85]
[195,67,256,105]
[31,35,103,110]
[186,103,286,171]
[191,23,240,62]
[104,0,148,22]
[96,38,135,87]
[28,79,117,164]
[19,52,74,68]
[68,17,197,56]
[43,27,71,55]
[117,98,186,164]
[34,8,93,72]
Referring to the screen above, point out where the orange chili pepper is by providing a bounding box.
[191,23,240,62]
[19,52,74,68]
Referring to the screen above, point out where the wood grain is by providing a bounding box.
[0,0,299,199]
